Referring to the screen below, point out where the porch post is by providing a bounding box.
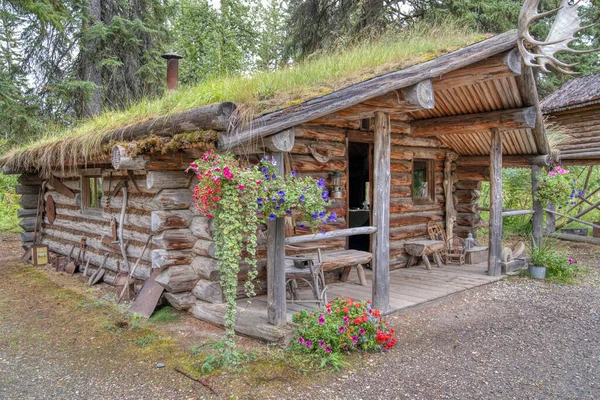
[531,164,543,247]
[488,128,502,276]
[267,151,287,326]
[372,111,391,311]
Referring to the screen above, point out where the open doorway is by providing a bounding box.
[348,141,371,252]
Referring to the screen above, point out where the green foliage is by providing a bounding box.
[148,306,181,323]
[529,238,578,284]
[536,166,580,211]
[189,152,334,363]
[0,172,20,233]
[291,298,396,368]
[135,333,157,348]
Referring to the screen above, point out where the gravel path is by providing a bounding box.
[265,275,600,400]
[1,232,599,399]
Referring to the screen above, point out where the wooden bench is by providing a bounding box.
[404,240,445,270]
[285,249,372,286]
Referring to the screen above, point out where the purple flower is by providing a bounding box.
[300,223,305,228]
[275,205,280,210]
[359,328,365,335]
[319,340,325,347]
[257,210,262,214]
[272,174,277,179]
[326,307,332,315]
[312,212,318,220]
[352,336,358,344]
[261,167,268,173]
[322,191,329,201]
[343,316,349,325]
[286,209,292,214]
[318,211,326,219]
[257,198,263,204]
[305,340,312,347]
[277,190,285,197]
[269,213,276,221]
[279,198,284,204]
[325,346,331,353]
[321,229,326,235]
[298,337,305,344]
[339,326,345,333]
[265,174,270,181]
[327,212,337,223]
[317,178,326,189]
[291,170,297,178]
[318,313,325,325]
[299,195,305,202]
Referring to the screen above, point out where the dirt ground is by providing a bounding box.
[0,233,599,399]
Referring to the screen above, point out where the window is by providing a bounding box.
[81,170,103,212]
[412,159,434,202]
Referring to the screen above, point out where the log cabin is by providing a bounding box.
[1,28,552,342]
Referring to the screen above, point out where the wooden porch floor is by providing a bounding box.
[237,262,504,321]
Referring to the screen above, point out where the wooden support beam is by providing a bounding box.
[432,49,522,90]
[546,202,556,234]
[559,151,600,160]
[267,151,286,326]
[501,210,535,217]
[488,129,502,277]
[515,66,550,155]
[218,30,517,149]
[286,226,377,245]
[411,107,537,137]
[101,102,237,145]
[544,208,600,231]
[556,198,600,230]
[444,152,458,240]
[456,154,551,168]
[531,164,543,247]
[372,112,391,311]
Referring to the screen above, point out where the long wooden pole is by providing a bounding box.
[286,226,377,245]
[544,208,600,231]
[555,198,600,230]
[488,129,502,276]
[554,185,600,225]
[372,112,391,311]
[531,164,543,247]
[267,151,287,326]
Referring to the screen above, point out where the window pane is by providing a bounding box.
[413,161,428,198]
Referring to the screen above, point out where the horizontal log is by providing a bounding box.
[21,231,34,242]
[411,107,537,137]
[456,168,489,181]
[146,171,192,190]
[111,145,148,170]
[290,156,346,173]
[456,203,479,214]
[502,210,534,217]
[155,264,199,293]
[102,102,236,145]
[544,208,600,230]
[192,279,223,303]
[189,216,214,240]
[191,256,219,281]
[164,292,196,311]
[151,189,193,210]
[455,181,481,190]
[189,301,293,343]
[17,208,38,218]
[292,125,346,143]
[285,226,377,245]
[456,154,551,167]
[548,232,600,245]
[456,212,481,226]
[192,238,217,258]
[19,194,39,209]
[151,210,194,232]
[15,185,40,195]
[559,151,600,160]
[151,249,193,268]
[19,216,37,232]
[18,174,43,185]
[390,134,444,148]
[153,229,196,250]
[455,190,480,203]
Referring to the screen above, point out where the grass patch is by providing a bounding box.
[148,306,181,323]
[1,21,483,173]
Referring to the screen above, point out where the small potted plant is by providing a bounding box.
[528,238,562,279]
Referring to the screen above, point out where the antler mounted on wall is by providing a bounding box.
[518,0,598,74]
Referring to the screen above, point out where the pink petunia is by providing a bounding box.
[318,314,325,325]
[325,346,331,353]
[548,171,556,177]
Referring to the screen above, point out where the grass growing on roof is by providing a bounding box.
[1,21,484,173]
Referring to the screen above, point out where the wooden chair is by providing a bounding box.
[285,247,328,307]
[427,220,447,263]
[445,236,466,266]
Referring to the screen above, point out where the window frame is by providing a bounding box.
[80,168,103,214]
[411,159,435,204]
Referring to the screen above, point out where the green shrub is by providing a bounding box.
[0,172,21,233]
[291,298,396,368]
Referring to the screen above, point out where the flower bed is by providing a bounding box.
[292,298,397,365]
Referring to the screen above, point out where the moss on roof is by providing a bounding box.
[1,22,487,173]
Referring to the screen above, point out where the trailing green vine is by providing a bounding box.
[188,152,334,363]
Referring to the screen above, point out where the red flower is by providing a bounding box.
[343,307,349,314]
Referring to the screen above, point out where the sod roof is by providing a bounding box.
[1,22,491,173]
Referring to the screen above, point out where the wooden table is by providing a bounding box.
[404,240,445,270]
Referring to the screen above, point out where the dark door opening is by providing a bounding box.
[348,142,371,252]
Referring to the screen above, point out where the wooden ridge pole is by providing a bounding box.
[488,129,502,276]
[372,112,391,311]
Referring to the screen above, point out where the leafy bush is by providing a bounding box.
[0,172,21,233]
[530,238,578,284]
[291,298,396,368]
[536,166,580,211]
